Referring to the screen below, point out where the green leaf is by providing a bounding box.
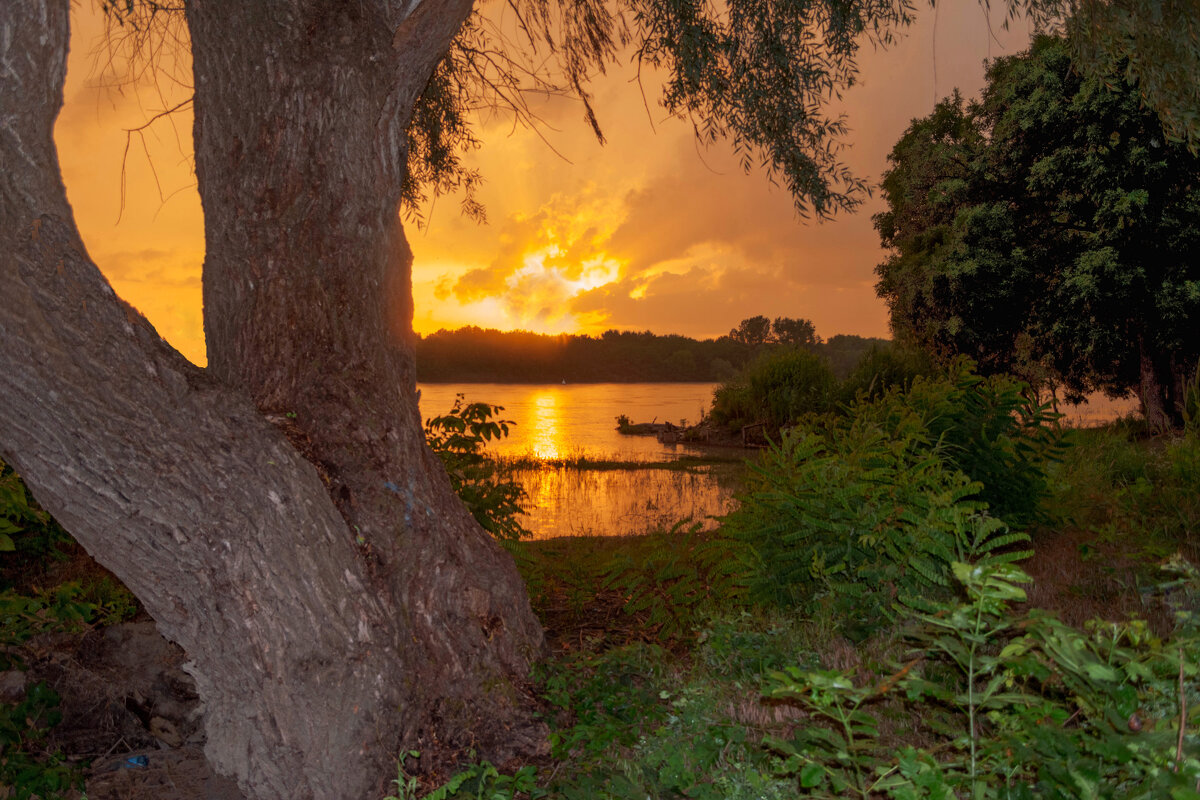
[1081,662,1120,683]
[799,762,824,788]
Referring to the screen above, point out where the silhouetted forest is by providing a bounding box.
[414,322,888,383]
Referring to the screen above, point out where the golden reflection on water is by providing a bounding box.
[529,390,562,460]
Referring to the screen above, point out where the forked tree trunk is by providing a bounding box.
[0,3,544,800]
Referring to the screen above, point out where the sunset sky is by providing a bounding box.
[55,2,1035,367]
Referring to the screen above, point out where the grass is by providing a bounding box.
[1020,421,1200,631]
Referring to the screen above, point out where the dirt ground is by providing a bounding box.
[13,621,243,800]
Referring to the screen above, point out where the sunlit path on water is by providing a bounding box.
[418,383,719,462]
[529,391,562,461]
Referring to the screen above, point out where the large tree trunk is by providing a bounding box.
[1137,334,1175,430]
[0,3,544,800]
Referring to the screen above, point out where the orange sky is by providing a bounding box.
[55,2,1034,367]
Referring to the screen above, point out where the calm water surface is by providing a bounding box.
[417,383,739,539]
[418,382,720,461]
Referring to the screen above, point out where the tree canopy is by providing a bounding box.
[101,1,1200,224]
[875,34,1200,427]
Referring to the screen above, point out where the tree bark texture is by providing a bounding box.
[0,2,544,799]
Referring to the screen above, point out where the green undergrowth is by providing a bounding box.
[1046,422,1200,564]
[1,459,140,798]
[404,405,1200,798]
[410,543,1200,800]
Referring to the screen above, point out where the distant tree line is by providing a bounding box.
[414,320,887,383]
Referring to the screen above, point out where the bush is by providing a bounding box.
[723,361,1059,636]
[724,414,1022,639]
[710,348,836,432]
[855,358,1066,527]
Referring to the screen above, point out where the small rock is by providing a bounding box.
[150,715,183,748]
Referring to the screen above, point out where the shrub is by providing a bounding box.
[838,343,933,404]
[724,414,1024,639]
[711,348,836,432]
[855,358,1066,527]
[723,361,1060,636]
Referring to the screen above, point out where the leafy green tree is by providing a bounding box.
[771,316,820,347]
[728,315,774,347]
[876,35,1200,428]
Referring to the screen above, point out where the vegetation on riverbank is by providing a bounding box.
[494,453,743,472]
[409,394,1200,800]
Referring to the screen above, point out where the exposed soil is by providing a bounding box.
[12,621,243,800]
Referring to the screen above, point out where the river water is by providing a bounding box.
[417,383,740,539]
[418,382,721,461]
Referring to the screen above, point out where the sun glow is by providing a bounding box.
[413,240,627,335]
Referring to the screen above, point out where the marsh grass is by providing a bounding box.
[508,464,743,539]
[493,452,745,471]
